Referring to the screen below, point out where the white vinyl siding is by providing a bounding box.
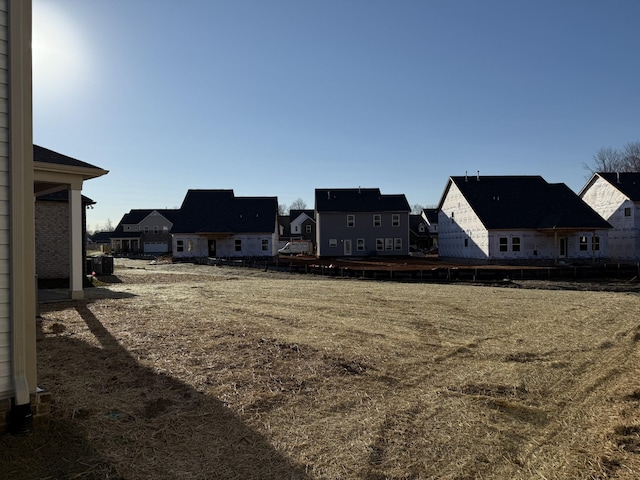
[0,0,11,396]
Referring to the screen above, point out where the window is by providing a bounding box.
[418,224,425,233]
[512,237,520,252]
[293,225,300,233]
[624,207,631,217]
[235,239,242,252]
[385,238,393,250]
[394,238,402,250]
[376,238,384,251]
[347,215,355,227]
[392,214,400,227]
[499,237,508,252]
[329,239,337,247]
[305,224,312,233]
[464,238,469,247]
[592,236,600,251]
[451,212,455,223]
[143,226,150,233]
[579,236,588,251]
[176,240,184,252]
[153,226,159,234]
[262,239,269,251]
[357,238,365,251]
[373,214,381,227]
[163,226,169,233]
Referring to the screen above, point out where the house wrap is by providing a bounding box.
[579,172,640,262]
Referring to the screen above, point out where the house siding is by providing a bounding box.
[581,176,640,261]
[317,212,409,256]
[0,0,11,397]
[172,233,278,259]
[438,182,489,259]
[440,181,610,263]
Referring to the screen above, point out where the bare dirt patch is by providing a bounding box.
[2,259,640,479]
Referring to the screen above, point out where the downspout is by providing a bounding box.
[8,0,35,435]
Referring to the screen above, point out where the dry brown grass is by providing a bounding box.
[3,259,640,479]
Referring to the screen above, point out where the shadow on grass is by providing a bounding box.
[1,300,310,480]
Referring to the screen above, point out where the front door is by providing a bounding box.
[559,237,568,258]
[344,239,352,256]
[208,239,216,257]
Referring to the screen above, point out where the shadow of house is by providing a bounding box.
[28,300,310,479]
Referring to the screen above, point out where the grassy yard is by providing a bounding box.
[2,260,640,479]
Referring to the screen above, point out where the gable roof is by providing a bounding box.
[580,172,640,202]
[290,209,316,221]
[172,190,278,234]
[111,209,180,239]
[315,188,410,213]
[422,208,438,225]
[289,210,316,229]
[439,175,611,230]
[409,214,430,235]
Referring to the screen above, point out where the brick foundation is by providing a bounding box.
[0,389,51,435]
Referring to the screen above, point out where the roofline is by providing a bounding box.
[34,160,109,181]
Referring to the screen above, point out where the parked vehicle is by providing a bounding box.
[278,241,313,255]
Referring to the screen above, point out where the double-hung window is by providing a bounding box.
[347,215,355,227]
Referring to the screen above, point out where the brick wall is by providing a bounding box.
[0,390,51,435]
[35,201,69,279]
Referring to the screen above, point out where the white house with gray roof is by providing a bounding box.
[438,175,611,264]
[579,172,640,262]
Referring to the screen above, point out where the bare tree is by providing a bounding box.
[622,142,640,171]
[278,204,288,216]
[411,204,425,214]
[585,142,640,173]
[289,198,307,210]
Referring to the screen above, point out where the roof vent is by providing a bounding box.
[477,170,480,181]
[465,171,468,182]
[327,191,330,200]
[617,171,621,183]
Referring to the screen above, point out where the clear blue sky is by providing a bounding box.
[33,0,640,232]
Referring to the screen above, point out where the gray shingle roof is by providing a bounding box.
[172,190,278,234]
[443,176,611,230]
[315,188,410,213]
[111,209,180,238]
[34,145,104,170]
